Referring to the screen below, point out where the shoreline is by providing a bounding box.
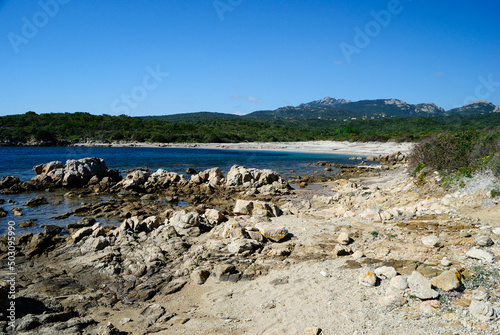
[72,140,416,156]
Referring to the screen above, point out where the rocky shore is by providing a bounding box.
[0,155,499,334]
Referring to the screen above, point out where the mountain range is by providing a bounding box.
[144,98,500,123]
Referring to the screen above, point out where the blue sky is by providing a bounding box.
[1,0,499,116]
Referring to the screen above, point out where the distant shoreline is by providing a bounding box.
[72,140,415,156]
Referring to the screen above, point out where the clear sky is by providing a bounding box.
[1,0,499,116]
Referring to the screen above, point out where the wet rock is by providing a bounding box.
[475,234,494,247]
[43,225,63,236]
[25,195,49,207]
[28,233,55,255]
[0,208,6,218]
[19,219,38,228]
[469,300,496,321]
[407,271,439,300]
[466,249,495,263]
[186,167,197,175]
[67,217,96,229]
[431,268,463,291]
[12,207,23,216]
[421,235,443,248]
[0,176,22,190]
[358,270,377,287]
[375,266,397,280]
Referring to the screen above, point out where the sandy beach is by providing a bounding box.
[75,140,416,157]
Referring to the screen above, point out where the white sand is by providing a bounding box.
[75,140,416,156]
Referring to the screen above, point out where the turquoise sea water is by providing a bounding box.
[0,146,362,234]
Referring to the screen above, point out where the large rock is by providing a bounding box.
[30,157,118,189]
[225,165,289,193]
[115,169,149,191]
[227,238,262,253]
[466,249,495,263]
[255,222,288,242]
[422,235,443,248]
[358,270,377,287]
[407,271,439,300]
[233,200,282,217]
[25,195,49,207]
[431,268,463,291]
[169,211,201,236]
[475,235,494,247]
[469,300,496,321]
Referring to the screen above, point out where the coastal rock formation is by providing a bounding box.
[29,157,121,189]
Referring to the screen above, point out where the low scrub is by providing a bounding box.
[409,130,500,178]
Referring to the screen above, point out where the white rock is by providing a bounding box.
[389,276,408,290]
[475,235,494,247]
[358,270,377,287]
[469,300,496,321]
[379,293,405,307]
[72,227,92,243]
[375,266,397,280]
[320,271,331,278]
[466,249,495,263]
[492,227,500,235]
[422,235,443,248]
[227,239,261,253]
[351,250,364,259]
[407,271,439,300]
[337,232,350,245]
[441,257,452,266]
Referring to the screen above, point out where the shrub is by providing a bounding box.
[409,130,500,176]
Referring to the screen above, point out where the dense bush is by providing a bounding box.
[409,130,500,176]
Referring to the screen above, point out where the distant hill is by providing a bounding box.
[140,97,499,126]
[446,100,500,115]
[246,97,446,120]
[143,111,241,123]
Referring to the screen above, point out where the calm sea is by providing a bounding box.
[0,146,359,234]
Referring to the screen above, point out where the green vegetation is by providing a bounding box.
[463,265,500,290]
[0,109,499,146]
[408,130,500,178]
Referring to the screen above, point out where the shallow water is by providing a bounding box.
[0,146,369,234]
